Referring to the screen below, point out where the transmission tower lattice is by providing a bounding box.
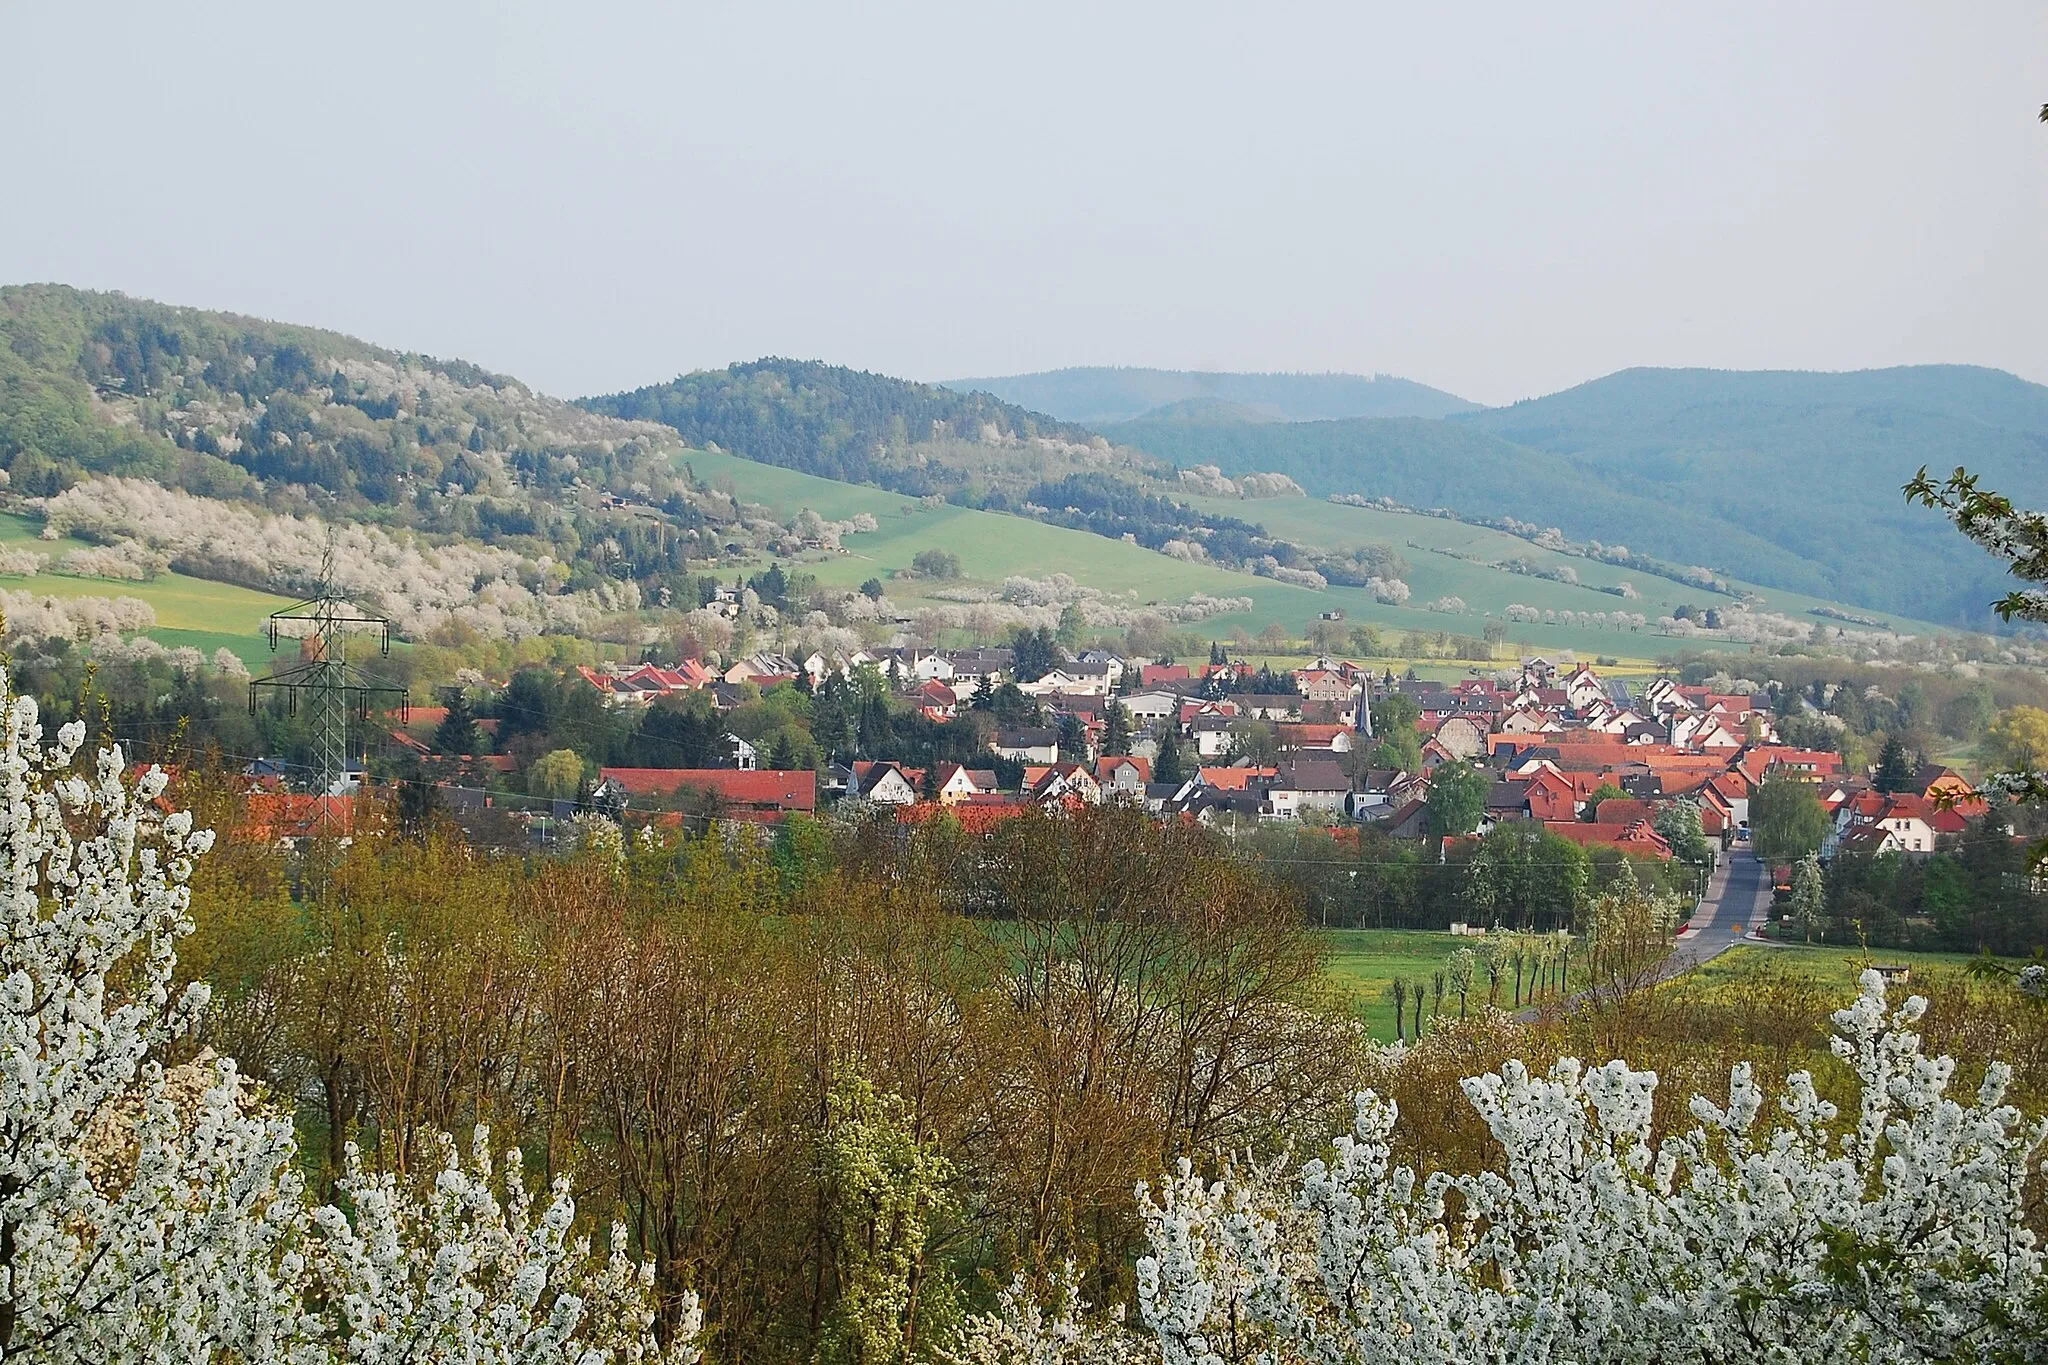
[249,546,407,807]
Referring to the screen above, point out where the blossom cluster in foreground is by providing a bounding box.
[0,678,696,1363]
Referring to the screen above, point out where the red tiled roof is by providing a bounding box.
[1096,755,1153,782]
[1542,820,1673,857]
[596,768,816,812]
[240,793,363,841]
[1198,766,1275,791]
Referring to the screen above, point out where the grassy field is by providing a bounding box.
[1178,493,1955,646]
[1676,943,1982,998]
[680,446,1943,662]
[1320,929,1497,1040]
[0,512,290,668]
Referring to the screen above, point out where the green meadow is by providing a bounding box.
[1676,943,1983,998]
[1319,929,1489,1040]
[0,512,289,667]
[680,446,1940,662]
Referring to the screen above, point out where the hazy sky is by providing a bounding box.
[5,3,2045,406]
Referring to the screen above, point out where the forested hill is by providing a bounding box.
[1454,366,2048,629]
[580,359,1102,488]
[0,283,693,513]
[944,366,1481,424]
[1105,365,2048,629]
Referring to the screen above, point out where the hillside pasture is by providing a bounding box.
[0,511,291,667]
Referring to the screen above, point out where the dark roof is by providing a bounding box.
[1487,780,1532,809]
[1277,759,1349,792]
[996,727,1060,746]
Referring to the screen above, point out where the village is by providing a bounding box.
[232,641,1985,894]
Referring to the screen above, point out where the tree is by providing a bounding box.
[1752,773,1829,862]
[1906,465,2048,623]
[0,680,688,1361]
[909,548,960,580]
[1368,728,1422,774]
[1789,852,1825,942]
[1874,735,1915,793]
[1056,602,1086,652]
[1102,699,1132,757]
[530,747,586,800]
[1583,782,1625,821]
[1370,690,1421,738]
[1464,823,1589,931]
[1095,973,2048,1365]
[1009,626,1059,683]
[1425,762,1489,839]
[860,577,884,600]
[1653,800,1711,864]
[433,686,484,756]
[1153,727,1185,787]
[1986,705,2048,771]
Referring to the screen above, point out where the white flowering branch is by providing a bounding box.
[1122,971,2047,1364]
[0,673,695,1363]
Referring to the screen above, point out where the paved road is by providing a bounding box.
[1668,848,1776,975]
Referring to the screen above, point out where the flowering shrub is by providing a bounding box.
[0,674,691,1362]
[1119,971,2048,1364]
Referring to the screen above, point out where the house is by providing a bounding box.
[992,728,1061,764]
[1839,792,1940,857]
[1379,797,1433,839]
[592,768,817,820]
[1062,658,1118,694]
[1017,667,1094,698]
[1190,715,1237,759]
[1275,722,1356,754]
[1563,666,1606,710]
[723,652,802,686]
[1236,693,1304,722]
[1486,779,1533,822]
[239,793,363,849]
[909,652,957,683]
[1139,663,1192,689]
[1345,768,1416,821]
[1074,649,1126,689]
[1120,691,1184,725]
[1095,755,1153,797]
[914,679,960,719]
[1023,762,1102,805]
[1294,669,1354,706]
[942,648,1013,686]
[1196,765,1277,792]
[849,761,923,805]
[928,762,998,804]
[1434,715,1489,759]
[576,661,716,705]
[1542,819,1674,859]
[1267,760,1350,819]
[1180,788,1269,825]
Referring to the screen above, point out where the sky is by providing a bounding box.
[4,2,2046,407]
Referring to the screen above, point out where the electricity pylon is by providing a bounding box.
[249,543,407,809]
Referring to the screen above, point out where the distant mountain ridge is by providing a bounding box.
[943,367,1481,424]
[1105,364,2048,629]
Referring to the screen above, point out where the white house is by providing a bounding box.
[1121,691,1183,725]
[851,761,920,805]
[1266,760,1350,820]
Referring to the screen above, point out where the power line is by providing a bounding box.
[247,539,406,819]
